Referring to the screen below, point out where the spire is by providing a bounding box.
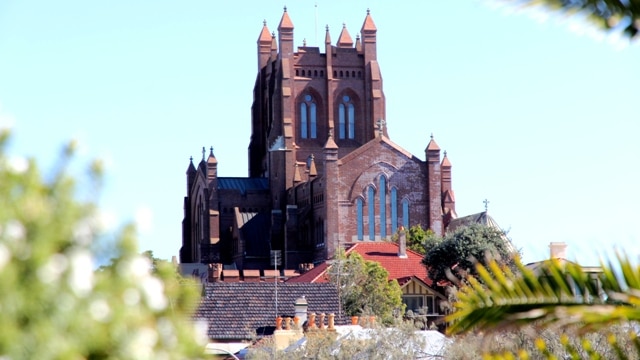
[362,8,377,32]
[426,133,440,151]
[278,6,294,31]
[337,22,354,48]
[441,150,451,167]
[293,163,302,183]
[324,129,338,150]
[207,146,217,165]
[308,154,317,177]
[355,33,362,52]
[325,25,331,44]
[186,156,196,174]
[258,20,271,43]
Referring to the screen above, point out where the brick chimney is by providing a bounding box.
[294,296,308,324]
[398,226,407,258]
[549,242,567,259]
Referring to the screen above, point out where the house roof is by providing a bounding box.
[194,282,345,341]
[287,241,432,286]
[447,211,517,254]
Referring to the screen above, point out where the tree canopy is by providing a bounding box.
[422,224,516,288]
[327,250,404,325]
[0,132,204,359]
[516,0,640,39]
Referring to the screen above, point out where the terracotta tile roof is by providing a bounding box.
[194,282,345,340]
[278,9,294,30]
[286,242,432,286]
[361,11,377,31]
[349,242,432,286]
[337,24,354,47]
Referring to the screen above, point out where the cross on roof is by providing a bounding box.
[376,118,386,136]
[483,198,490,212]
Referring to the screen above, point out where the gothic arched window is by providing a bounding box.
[402,199,410,229]
[300,94,317,139]
[379,176,387,238]
[356,197,364,241]
[391,187,398,234]
[338,95,355,140]
[368,186,375,240]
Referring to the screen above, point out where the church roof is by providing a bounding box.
[218,177,268,195]
[447,211,517,254]
[235,210,270,258]
[339,135,418,165]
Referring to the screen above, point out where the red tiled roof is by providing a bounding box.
[349,242,432,286]
[286,242,432,286]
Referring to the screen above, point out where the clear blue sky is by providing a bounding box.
[1,1,638,266]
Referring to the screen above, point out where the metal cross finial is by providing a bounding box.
[483,199,490,212]
[342,22,346,28]
[376,118,386,136]
[303,38,307,46]
[430,133,434,140]
[444,150,447,157]
[210,146,214,156]
[367,8,370,15]
[201,147,205,161]
[263,19,267,26]
[189,156,193,162]
[283,5,287,12]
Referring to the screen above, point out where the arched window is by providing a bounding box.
[379,177,387,238]
[368,186,375,240]
[391,187,398,234]
[356,198,363,240]
[338,95,355,139]
[300,94,317,139]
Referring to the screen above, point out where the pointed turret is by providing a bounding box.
[278,6,294,57]
[270,32,277,59]
[293,163,302,184]
[206,146,217,182]
[355,33,362,52]
[186,156,196,194]
[257,20,272,70]
[308,154,317,178]
[337,23,354,48]
[441,151,455,218]
[360,9,377,62]
[325,25,333,79]
[425,134,443,236]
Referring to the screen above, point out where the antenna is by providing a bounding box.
[314,2,318,46]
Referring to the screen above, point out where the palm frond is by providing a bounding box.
[447,253,640,335]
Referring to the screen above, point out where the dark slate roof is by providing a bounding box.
[218,177,269,195]
[194,282,345,341]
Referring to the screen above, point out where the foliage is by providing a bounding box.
[0,132,204,359]
[444,323,639,360]
[446,254,640,359]
[422,224,516,288]
[327,249,404,325]
[246,320,433,360]
[512,0,640,39]
[396,224,442,255]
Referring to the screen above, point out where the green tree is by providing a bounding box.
[446,255,640,359]
[0,132,204,359]
[515,0,640,39]
[327,250,404,325]
[398,224,442,255]
[422,224,516,288]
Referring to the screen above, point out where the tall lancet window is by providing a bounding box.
[356,198,363,240]
[367,186,375,240]
[300,94,317,139]
[402,199,410,229]
[391,187,398,234]
[379,177,387,238]
[338,95,355,139]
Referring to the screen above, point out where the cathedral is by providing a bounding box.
[180,9,457,271]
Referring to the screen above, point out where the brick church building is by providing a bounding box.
[180,9,457,271]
